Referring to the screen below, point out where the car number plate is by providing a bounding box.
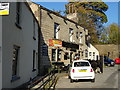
[79,69,87,72]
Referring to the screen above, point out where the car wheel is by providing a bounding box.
[91,78,95,82]
[110,62,115,66]
[70,79,73,83]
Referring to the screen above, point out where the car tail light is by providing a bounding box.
[72,69,75,73]
[90,68,93,72]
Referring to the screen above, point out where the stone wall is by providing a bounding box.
[40,8,88,64]
[94,44,119,60]
[28,2,89,75]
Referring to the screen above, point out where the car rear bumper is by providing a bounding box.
[71,73,95,80]
[71,76,94,79]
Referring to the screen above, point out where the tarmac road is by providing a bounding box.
[55,64,120,89]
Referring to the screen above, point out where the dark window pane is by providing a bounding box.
[58,49,61,61]
[52,49,56,61]
[33,50,36,70]
[74,62,90,67]
[16,2,21,25]
[12,46,20,76]
[54,23,59,39]
[64,53,68,60]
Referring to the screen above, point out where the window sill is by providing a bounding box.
[11,76,20,82]
[15,23,22,29]
[32,69,36,72]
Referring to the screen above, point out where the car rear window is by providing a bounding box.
[74,62,90,67]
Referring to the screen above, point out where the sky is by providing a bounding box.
[34,1,119,27]
[103,2,118,26]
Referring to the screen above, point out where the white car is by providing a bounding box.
[68,60,95,83]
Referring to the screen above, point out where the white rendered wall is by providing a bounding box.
[0,15,2,90]
[2,2,38,88]
[88,44,99,60]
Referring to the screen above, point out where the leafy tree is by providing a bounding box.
[98,27,109,44]
[65,0,108,44]
[107,23,119,44]
[99,23,119,44]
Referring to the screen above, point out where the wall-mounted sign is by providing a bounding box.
[0,3,9,15]
[49,39,62,47]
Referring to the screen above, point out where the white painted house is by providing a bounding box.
[0,2,39,89]
[88,44,99,61]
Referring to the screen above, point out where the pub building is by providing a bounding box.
[29,2,89,74]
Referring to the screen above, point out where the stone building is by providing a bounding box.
[29,2,89,74]
[0,2,39,89]
[94,44,119,60]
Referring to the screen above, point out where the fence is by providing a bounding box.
[27,69,58,89]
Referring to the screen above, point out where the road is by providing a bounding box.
[55,65,120,89]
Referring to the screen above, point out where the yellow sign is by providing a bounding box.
[0,3,9,15]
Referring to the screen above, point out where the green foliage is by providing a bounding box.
[107,23,119,44]
[99,23,119,44]
[98,27,109,44]
[65,0,108,44]
[65,1,108,23]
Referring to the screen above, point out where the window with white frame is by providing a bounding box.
[64,53,69,60]
[93,52,95,59]
[89,52,92,56]
[69,28,73,42]
[81,51,84,57]
[54,23,60,39]
[52,49,56,61]
[93,52,95,56]
[79,32,83,44]
[57,49,62,61]
[85,49,88,57]
[12,45,20,78]
[76,32,78,39]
